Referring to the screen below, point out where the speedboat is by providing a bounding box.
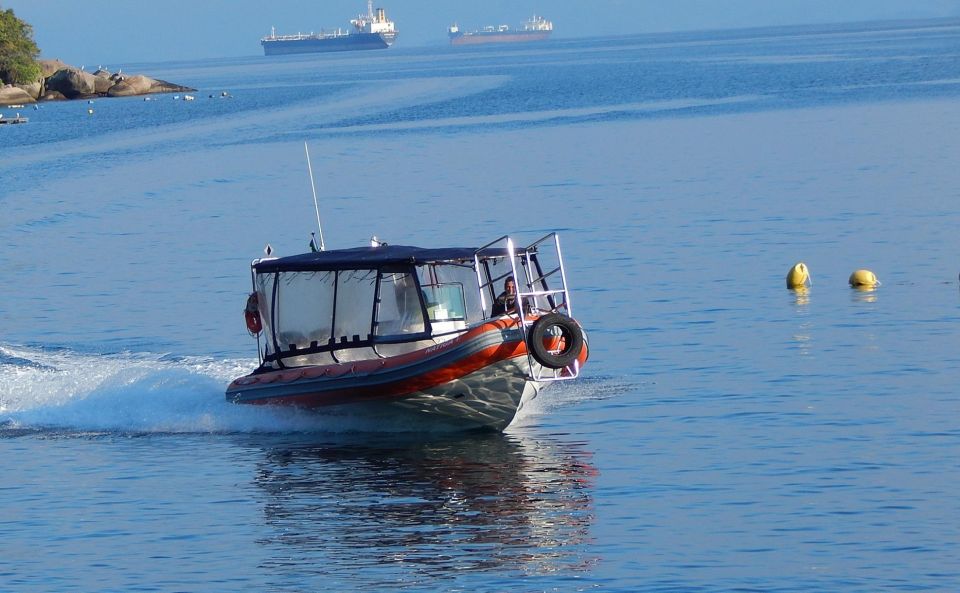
[225,233,588,431]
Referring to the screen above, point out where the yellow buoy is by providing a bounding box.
[87,108,94,115]
[786,262,810,289]
[849,269,880,288]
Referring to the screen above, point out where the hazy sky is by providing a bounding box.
[3,0,958,66]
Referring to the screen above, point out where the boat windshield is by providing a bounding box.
[247,234,570,369]
[416,262,485,326]
[255,244,555,368]
[254,262,488,368]
[375,270,426,338]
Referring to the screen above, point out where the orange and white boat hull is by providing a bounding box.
[226,320,587,431]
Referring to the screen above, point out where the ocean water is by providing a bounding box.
[3,19,960,592]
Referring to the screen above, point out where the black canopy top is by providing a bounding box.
[253,244,518,273]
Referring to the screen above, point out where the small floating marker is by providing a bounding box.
[87,108,94,115]
[849,269,880,289]
[786,262,811,289]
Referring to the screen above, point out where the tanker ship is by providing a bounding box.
[261,1,397,56]
[448,15,552,46]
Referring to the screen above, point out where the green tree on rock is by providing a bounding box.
[0,7,41,85]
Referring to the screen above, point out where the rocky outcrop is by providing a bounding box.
[1,84,37,104]
[92,70,113,94]
[106,74,152,97]
[46,67,97,99]
[39,59,70,78]
[18,80,42,99]
[40,89,67,101]
[11,60,194,102]
[107,74,192,97]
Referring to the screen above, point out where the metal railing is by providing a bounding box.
[474,233,580,383]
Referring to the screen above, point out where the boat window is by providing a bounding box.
[255,272,277,355]
[417,263,484,324]
[374,271,426,338]
[334,269,377,342]
[274,271,335,351]
[257,260,509,366]
[421,283,466,322]
[435,264,484,323]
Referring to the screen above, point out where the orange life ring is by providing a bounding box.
[244,292,263,335]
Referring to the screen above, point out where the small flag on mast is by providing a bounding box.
[309,232,319,253]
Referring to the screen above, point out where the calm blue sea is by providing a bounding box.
[3,19,960,592]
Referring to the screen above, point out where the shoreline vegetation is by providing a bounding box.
[0,7,194,104]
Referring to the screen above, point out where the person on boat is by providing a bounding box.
[491,276,526,316]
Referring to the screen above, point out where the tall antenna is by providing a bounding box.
[304,141,325,251]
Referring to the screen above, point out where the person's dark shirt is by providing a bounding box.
[491,290,517,316]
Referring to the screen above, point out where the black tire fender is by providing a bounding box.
[528,313,584,369]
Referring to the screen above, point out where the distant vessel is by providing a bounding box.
[261,1,397,56]
[448,15,552,46]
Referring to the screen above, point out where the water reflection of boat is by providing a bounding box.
[226,234,589,431]
[250,433,597,580]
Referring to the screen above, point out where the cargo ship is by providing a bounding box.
[448,15,552,46]
[261,1,397,56]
